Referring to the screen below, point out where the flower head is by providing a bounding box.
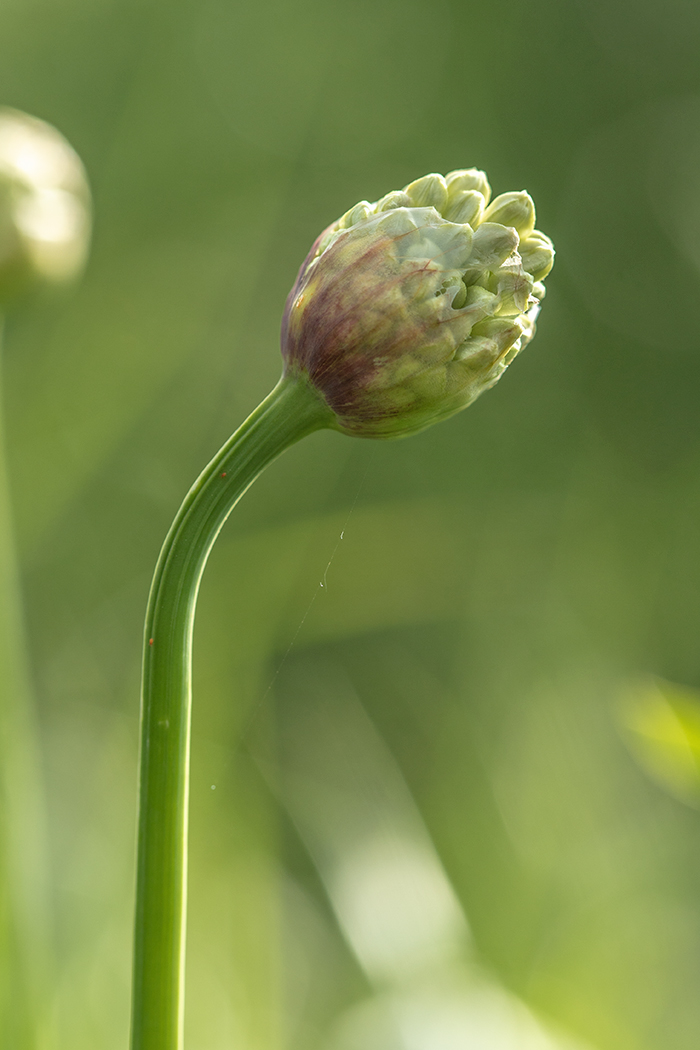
[0,108,91,304]
[281,170,553,438]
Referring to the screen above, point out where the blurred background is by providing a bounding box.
[1,0,700,1047]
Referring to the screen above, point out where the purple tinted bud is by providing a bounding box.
[280,171,553,439]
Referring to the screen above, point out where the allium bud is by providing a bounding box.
[481,191,535,237]
[281,169,554,438]
[518,230,555,282]
[0,108,91,304]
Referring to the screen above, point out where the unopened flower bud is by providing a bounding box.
[403,173,448,212]
[376,191,412,212]
[338,200,373,230]
[445,168,491,205]
[281,169,553,438]
[477,253,535,317]
[481,191,536,238]
[0,108,91,304]
[443,189,485,226]
[519,230,555,281]
[464,223,519,277]
[458,316,526,368]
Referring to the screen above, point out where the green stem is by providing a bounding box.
[130,373,333,1050]
[0,317,51,1049]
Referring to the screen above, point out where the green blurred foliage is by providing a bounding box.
[619,678,700,806]
[1,0,700,1047]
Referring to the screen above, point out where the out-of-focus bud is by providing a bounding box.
[0,108,91,304]
[281,168,554,438]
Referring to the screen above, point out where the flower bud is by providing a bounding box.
[445,168,491,205]
[0,108,91,304]
[458,316,526,370]
[519,230,555,281]
[481,191,536,238]
[338,200,373,229]
[376,191,412,212]
[477,253,536,317]
[402,173,448,211]
[443,189,485,226]
[462,223,519,282]
[281,169,553,438]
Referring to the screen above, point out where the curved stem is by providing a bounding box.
[130,373,333,1050]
